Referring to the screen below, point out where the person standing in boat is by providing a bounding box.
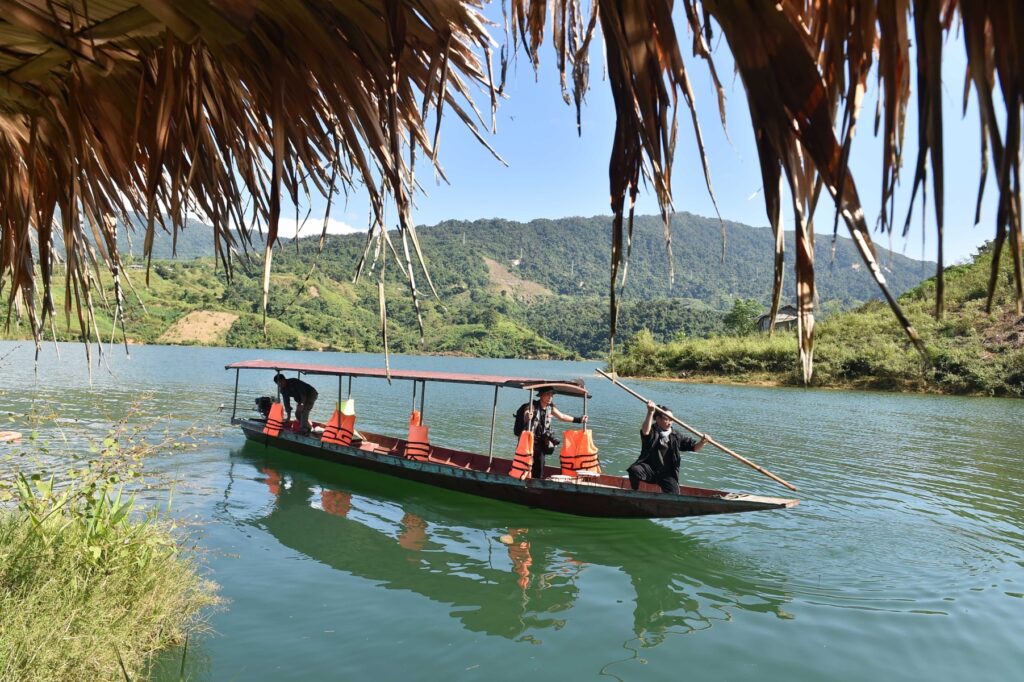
[274,373,319,435]
[629,401,708,494]
[516,386,586,479]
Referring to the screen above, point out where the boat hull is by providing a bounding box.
[238,420,798,518]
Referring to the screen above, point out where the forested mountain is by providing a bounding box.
[425,214,933,306]
[18,213,936,359]
[51,216,219,261]
[100,212,932,303]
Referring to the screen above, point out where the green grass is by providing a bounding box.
[0,413,218,681]
[0,480,217,681]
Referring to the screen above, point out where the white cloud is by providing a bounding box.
[180,208,366,240]
[276,217,366,239]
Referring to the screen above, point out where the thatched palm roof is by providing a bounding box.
[1,1,1021,381]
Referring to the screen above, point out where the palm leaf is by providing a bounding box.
[2,1,1022,381]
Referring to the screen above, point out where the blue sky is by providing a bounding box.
[287,11,1001,266]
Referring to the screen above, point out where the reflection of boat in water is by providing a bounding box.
[226,360,798,518]
[231,445,793,642]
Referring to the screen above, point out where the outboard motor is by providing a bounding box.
[254,396,274,419]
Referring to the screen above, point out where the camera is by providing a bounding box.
[542,433,560,454]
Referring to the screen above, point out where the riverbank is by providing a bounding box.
[0,418,218,681]
[612,244,1024,398]
[613,367,953,396]
[0,504,216,681]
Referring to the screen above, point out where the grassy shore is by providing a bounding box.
[0,419,218,681]
[613,243,1024,397]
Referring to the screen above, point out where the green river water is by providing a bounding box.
[1,342,1021,681]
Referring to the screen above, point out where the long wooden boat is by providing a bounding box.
[226,360,799,518]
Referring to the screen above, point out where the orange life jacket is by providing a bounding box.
[409,410,421,426]
[263,402,285,437]
[559,429,601,476]
[406,423,431,461]
[321,409,355,446]
[510,431,534,480]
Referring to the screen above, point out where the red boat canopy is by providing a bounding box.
[225,359,590,398]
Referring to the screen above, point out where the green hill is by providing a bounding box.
[614,242,1024,396]
[7,213,937,361]
[57,212,932,304]
[49,216,227,261]
[426,213,933,306]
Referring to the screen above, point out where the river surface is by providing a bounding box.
[1,341,1021,681]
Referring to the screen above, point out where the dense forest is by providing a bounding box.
[12,214,935,360]
[104,213,933,303]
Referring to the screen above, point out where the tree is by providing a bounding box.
[723,299,763,337]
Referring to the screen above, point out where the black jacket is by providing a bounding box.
[633,428,697,477]
[280,378,318,413]
[514,399,553,437]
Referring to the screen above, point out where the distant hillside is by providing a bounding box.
[49,216,226,260]
[426,214,934,306]
[96,212,933,305]
[13,213,937,360]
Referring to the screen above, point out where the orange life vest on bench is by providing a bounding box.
[263,403,285,437]
[510,431,534,480]
[406,424,430,461]
[321,409,355,446]
[559,429,601,476]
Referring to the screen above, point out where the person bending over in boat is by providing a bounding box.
[274,373,319,435]
[515,386,587,480]
[629,401,708,494]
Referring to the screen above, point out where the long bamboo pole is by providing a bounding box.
[595,369,797,491]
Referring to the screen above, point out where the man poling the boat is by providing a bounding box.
[630,401,708,494]
[596,368,797,492]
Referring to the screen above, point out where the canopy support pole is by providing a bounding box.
[411,380,417,414]
[419,381,426,421]
[231,368,239,421]
[338,375,342,410]
[487,386,498,464]
[347,376,353,399]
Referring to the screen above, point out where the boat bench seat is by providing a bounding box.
[358,441,392,455]
[427,450,475,469]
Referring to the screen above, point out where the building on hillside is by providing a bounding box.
[757,304,799,333]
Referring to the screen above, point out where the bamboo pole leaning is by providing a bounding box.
[595,369,797,492]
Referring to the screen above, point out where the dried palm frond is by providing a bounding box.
[0,0,495,366]
[2,1,1022,384]
[511,0,1021,382]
